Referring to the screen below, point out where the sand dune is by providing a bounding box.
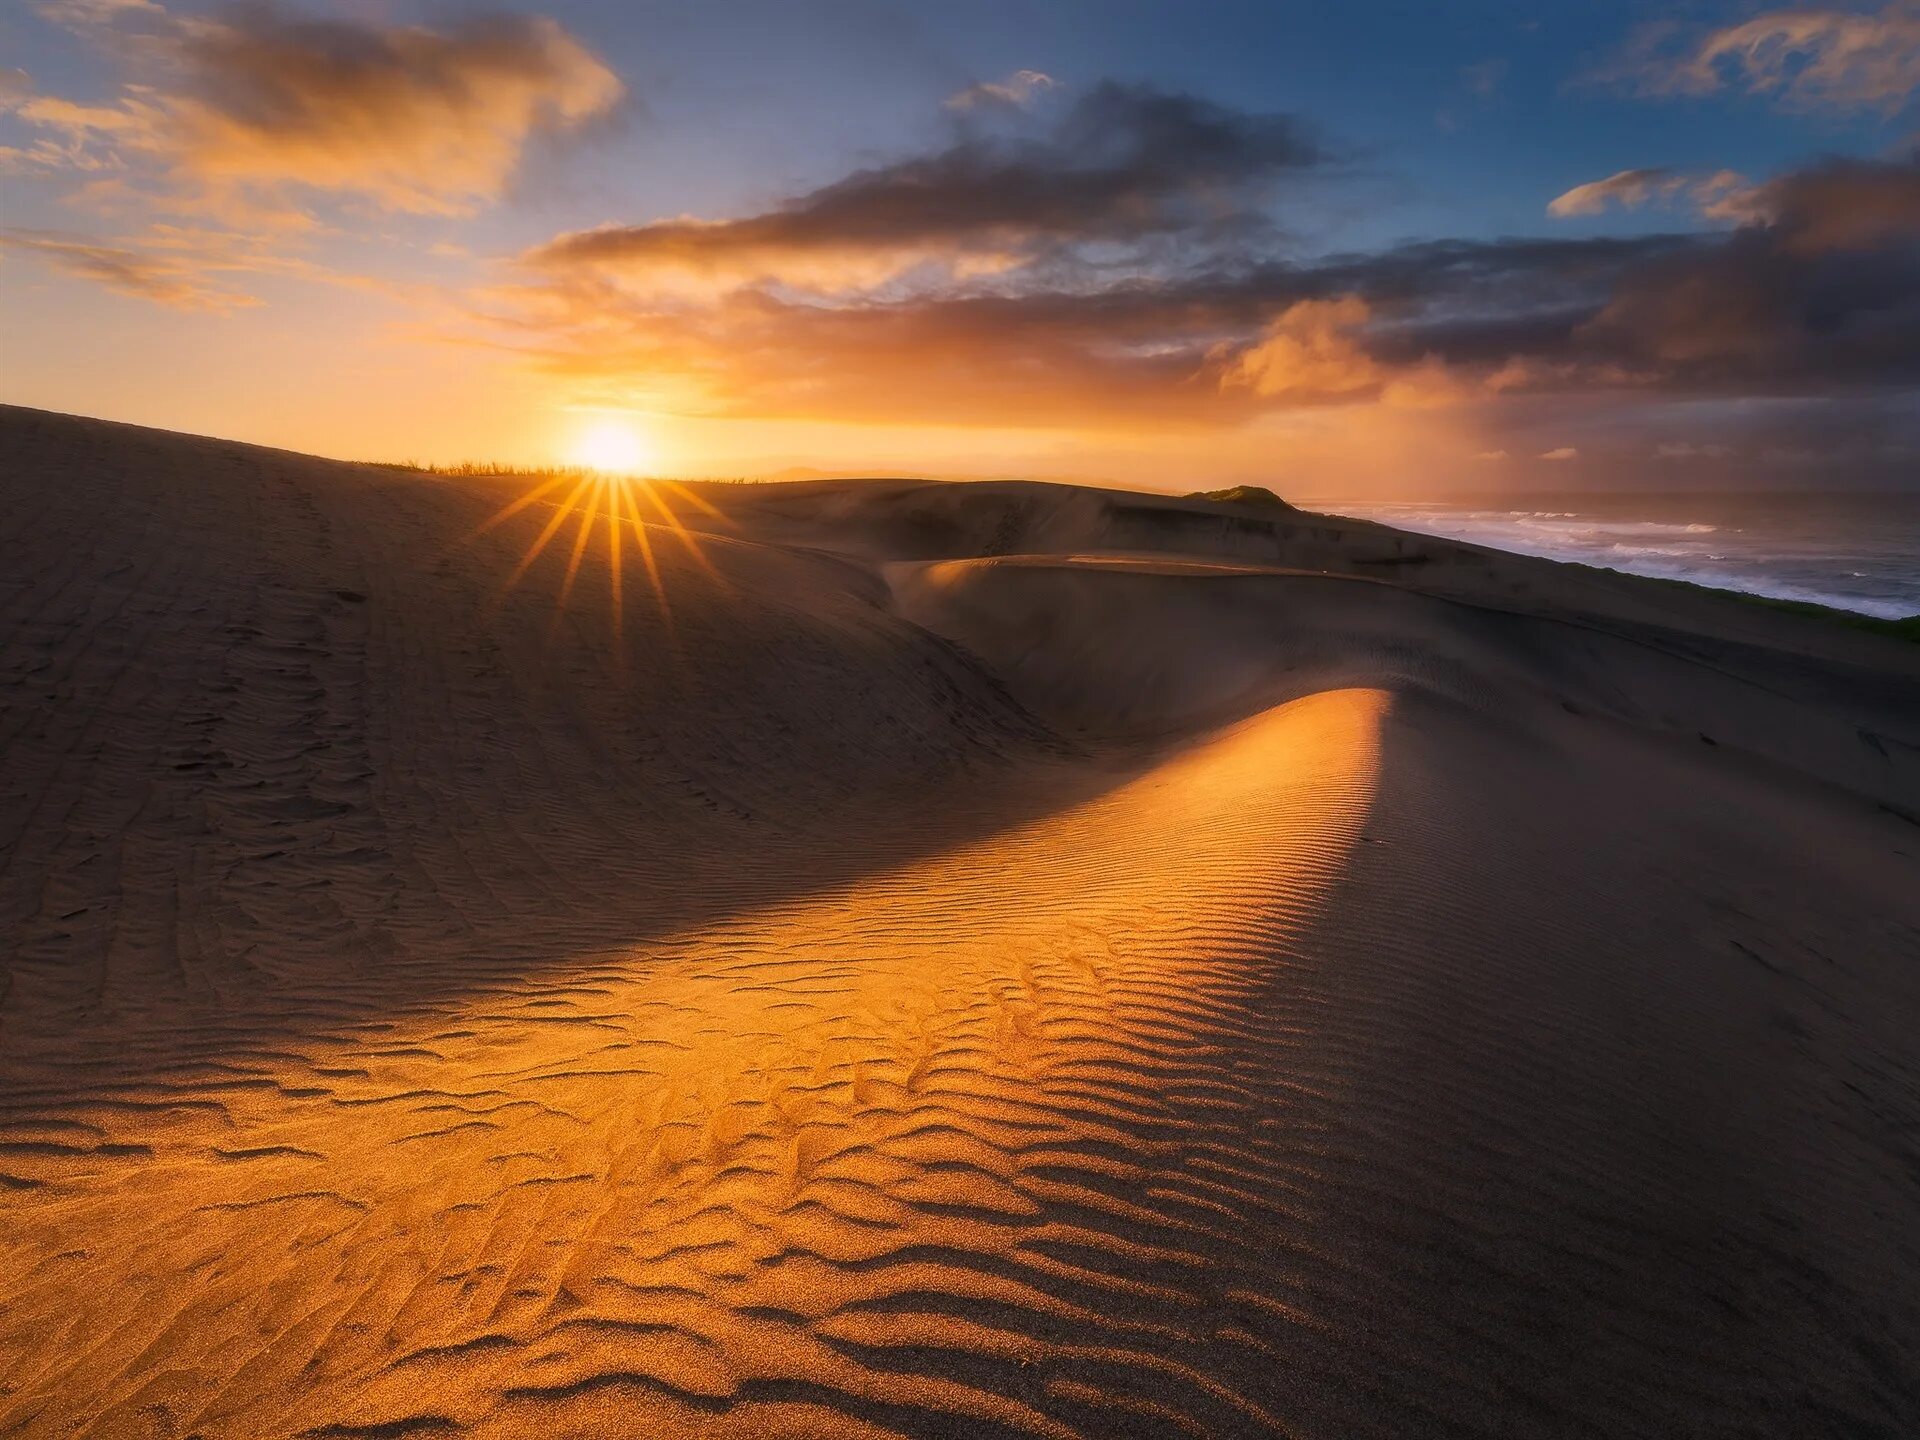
[2,405,1918,1438]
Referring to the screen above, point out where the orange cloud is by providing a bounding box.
[14,4,621,215]
[1605,4,1920,114]
[0,228,259,310]
[1221,297,1464,407]
[3,3,620,313]
[1220,296,1383,400]
[527,216,1026,298]
[472,282,1270,429]
[1547,167,1743,218]
[0,216,429,313]
[159,11,621,214]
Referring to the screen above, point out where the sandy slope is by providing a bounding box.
[2,405,1918,1439]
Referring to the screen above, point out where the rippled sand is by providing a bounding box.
[3,406,1918,1438]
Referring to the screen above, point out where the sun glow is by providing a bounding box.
[568,417,654,474]
[469,444,733,657]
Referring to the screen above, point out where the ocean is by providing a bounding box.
[1320,491,1920,620]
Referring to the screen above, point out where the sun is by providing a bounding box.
[568,417,654,474]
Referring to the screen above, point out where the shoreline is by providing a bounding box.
[1317,493,1920,623]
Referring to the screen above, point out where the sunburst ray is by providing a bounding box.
[474,467,736,649]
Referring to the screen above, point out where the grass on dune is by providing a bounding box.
[370,460,769,484]
[1185,485,1298,512]
[1582,567,1920,643]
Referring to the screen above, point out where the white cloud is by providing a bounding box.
[1548,167,1742,218]
[946,69,1059,111]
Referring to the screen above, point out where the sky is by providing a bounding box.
[3,0,1920,496]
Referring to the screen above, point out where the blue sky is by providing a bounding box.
[426,0,1902,244]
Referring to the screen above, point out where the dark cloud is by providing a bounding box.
[1716,153,1920,254]
[528,82,1324,287]
[1541,157,1920,393]
[503,177,1920,426]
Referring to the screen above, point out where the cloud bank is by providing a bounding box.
[494,77,1920,434]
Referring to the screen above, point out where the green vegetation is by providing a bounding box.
[1583,566,1920,643]
[1184,485,1297,511]
[371,459,593,478]
[368,460,766,483]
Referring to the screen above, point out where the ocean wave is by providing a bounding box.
[1511,517,1719,536]
[1599,560,1916,619]
[1327,500,1918,619]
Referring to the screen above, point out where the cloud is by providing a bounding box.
[1549,166,1750,220]
[0,227,258,310]
[1220,296,1383,400]
[1548,168,1679,218]
[946,69,1058,111]
[35,0,163,23]
[1604,4,1920,114]
[1,218,432,311]
[1561,152,1920,385]
[12,3,622,214]
[1550,167,1691,217]
[499,194,1920,426]
[488,231,1675,426]
[2,2,622,311]
[1221,296,1461,406]
[527,82,1324,294]
[162,10,620,212]
[1538,446,1579,460]
[1700,154,1920,253]
[483,81,1920,434]
[1549,154,1920,255]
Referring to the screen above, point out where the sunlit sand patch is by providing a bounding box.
[0,690,1388,1438]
